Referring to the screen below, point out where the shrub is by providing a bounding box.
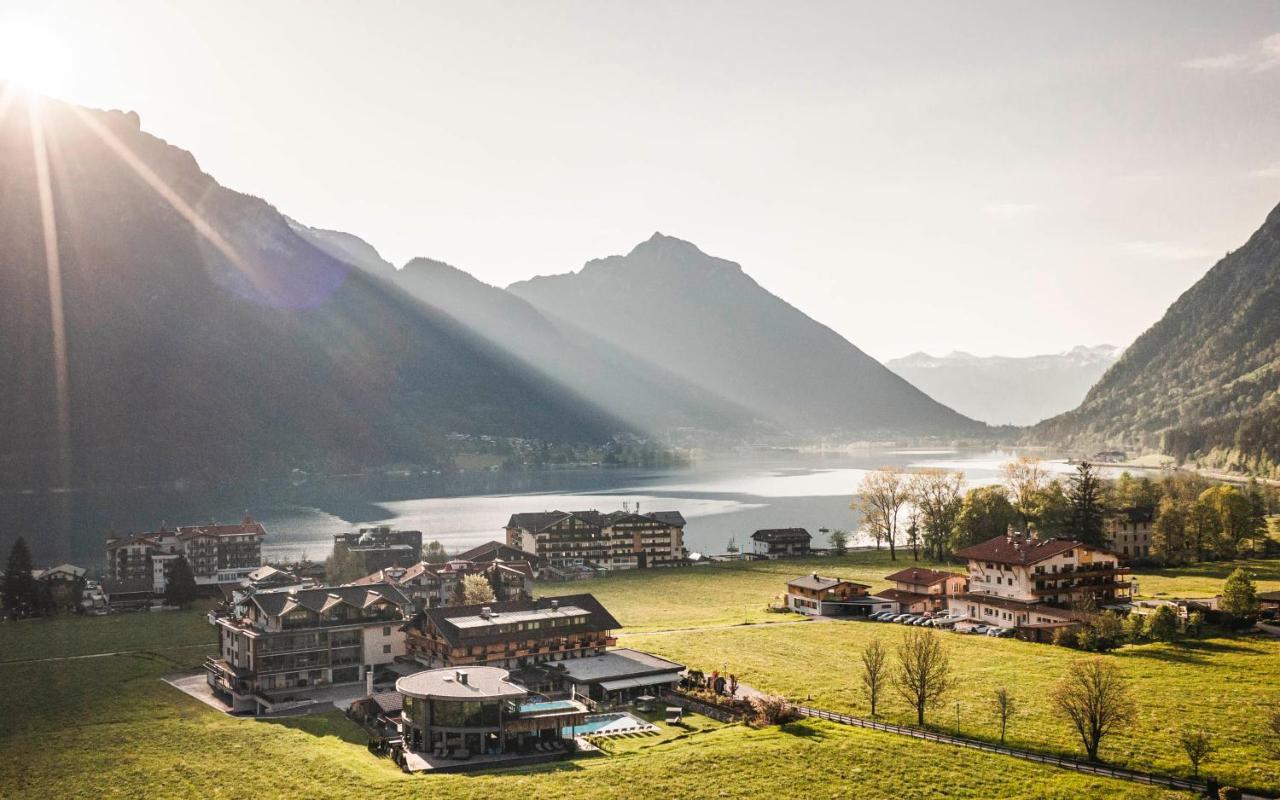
[1052,626,1077,648]
[749,694,799,726]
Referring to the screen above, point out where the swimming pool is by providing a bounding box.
[562,711,657,738]
[518,700,582,714]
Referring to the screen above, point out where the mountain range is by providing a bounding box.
[886,345,1121,426]
[1036,201,1280,474]
[0,94,987,491]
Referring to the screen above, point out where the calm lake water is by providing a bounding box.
[7,448,1122,568]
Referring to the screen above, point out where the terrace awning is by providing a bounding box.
[597,671,682,692]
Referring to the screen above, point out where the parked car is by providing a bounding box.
[872,611,896,621]
[893,614,913,623]
[971,625,990,635]
[912,617,928,625]
[989,627,1016,638]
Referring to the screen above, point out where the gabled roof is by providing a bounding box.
[1112,507,1155,524]
[884,568,964,586]
[455,540,542,564]
[874,588,931,605]
[35,564,87,580]
[752,528,811,543]
[787,573,869,592]
[954,535,1111,566]
[250,582,410,618]
[409,594,619,648]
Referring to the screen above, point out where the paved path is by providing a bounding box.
[622,616,831,638]
[0,641,212,666]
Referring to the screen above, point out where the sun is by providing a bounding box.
[0,19,73,98]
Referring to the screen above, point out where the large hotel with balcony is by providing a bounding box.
[504,509,685,571]
[206,583,411,714]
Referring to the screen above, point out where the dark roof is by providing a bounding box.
[751,528,811,543]
[787,574,869,592]
[884,568,965,586]
[874,588,931,604]
[455,540,543,564]
[101,577,153,596]
[409,593,620,649]
[250,582,410,618]
[956,592,1088,622]
[1113,507,1155,524]
[953,535,1108,566]
[1257,590,1280,602]
[369,690,404,714]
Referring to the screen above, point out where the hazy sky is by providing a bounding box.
[3,1,1279,359]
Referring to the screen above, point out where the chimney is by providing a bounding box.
[456,670,469,685]
[366,666,374,696]
[812,572,819,580]
[550,599,559,611]
[480,606,492,619]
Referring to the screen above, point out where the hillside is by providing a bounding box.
[0,95,623,490]
[1035,201,1280,473]
[886,345,1120,426]
[509,233,985,437]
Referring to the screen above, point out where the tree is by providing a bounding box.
[1121,612,1146,644]
[892,628,953,726]
[1113,472,1162,513]
[1246,478,1269,545]
[1001,456,1048,527]
[951,486,1017,551]
[992,687,1016,744]
[1027,480,1073,539]
[1152,496,1192,565]
[828,529,849,555]
[860,638,888,716]
[1146,605,1179,642]
[909,469,965,560]
[854,467,910,560]
[1219,567,1259,619]
[2,537,38,618]
[1200,486,1253,558]
[1179,728,1214,777]
[1068,461,1107,546]
[324,545,367,585]
[423,540,448,563]
[164,556,199,608]
[905,511,921,561]
[1050,658,1136,761]
[1269,708,1280,758]
[1089,611,1124,653]
[1186,610,1205,638]
[461,573,496,606]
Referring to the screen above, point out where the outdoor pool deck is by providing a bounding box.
[401,737,601,773]
[566,711,659,738]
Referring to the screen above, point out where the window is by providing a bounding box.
[382,626,391,636]
[383,644,392,654]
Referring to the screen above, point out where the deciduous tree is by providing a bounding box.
[1001,456,1047,527]
[854,467,909,561]
[909,469,964,560]
[1179,728,1213,777]
[892,628,953,726]
[828,529,849,555]
[860,638,888,716]
[1219,567,1259,619]
[992,687,1016,744]
[461,573,496,606]
[1146,605,1179,642]
[1050,658,1136,762]
[950,486,1017,551]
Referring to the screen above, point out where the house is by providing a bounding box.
[104,516,266,590]
[751,528,812,558]
[33,564,87,612]
[396,666,589,764]
[880,567,969,614]
[101,577,155,611]
[785,573,877,616]
[541,647,685,704]
[205,582,411,714]
[1105,507,1155,561]
[504,510,685,571]
[349,690,406,739]
[402,594,620,670]
[333,527,423,574]
[953,531,1132,638]
[1260,590,1280,612]
[456,540,545,569]
[351,558,534,612]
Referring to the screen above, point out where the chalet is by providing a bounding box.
[880,567,968,614]
[333,527,423,573]
[351,558,533,612]
[32,564,87,612]
[785,573,880,616]
[751,528,812,558]
[505,510,685,571]
[456,540,546,568]
[1105,507,1155,561]
[402,594,620,670]
[953,532,1131,639]
[205,582,411,714]
[105,516,266,590]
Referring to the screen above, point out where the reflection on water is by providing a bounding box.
[8,448,1113,566]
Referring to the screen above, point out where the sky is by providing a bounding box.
[2,1,1279,360]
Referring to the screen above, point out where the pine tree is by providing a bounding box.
[1068,461,1106,546]
[2,537,38,618]
[164,555,199,608]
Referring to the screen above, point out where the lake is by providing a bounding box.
[7,447,1123,567]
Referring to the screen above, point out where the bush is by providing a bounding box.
[1052,626,1077,648]
[749,694,799,726]
[1218,787,1242,800]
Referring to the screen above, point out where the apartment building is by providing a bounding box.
[333,527,423,574]
[504,510,685,570]
[105,516,266,590]
[205,582,411,714]
[1105,507,1155,561]
[351,558,534,612]
[750,528,811,558]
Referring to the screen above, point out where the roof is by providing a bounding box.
[752,528,812,543]
[549,648,685,683]
[368,690,404,714]
[396,666,527,700]
[1112,507,1155,524]
[953,535,1109,566]
[1258,590,1280,602]
[410,594,620,648]
[956,592,1088,622]
[787,573,869,592]
[105,516,265,549]
[884,567,964,586]
[874,588,932,605]
[101,577,153,596]
[249,583,410,618]
[455,540,542,564]
[35,564,87,580]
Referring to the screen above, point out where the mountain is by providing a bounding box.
[886,345,1121,426]
[0,94,623,489]
[1035,201,1280,473]
[508,233,985,437]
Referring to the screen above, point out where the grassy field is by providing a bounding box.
[0,635,1184,799]
[5,547,1277,797]
[625,621,1280,792]
[1135,557,1280,598]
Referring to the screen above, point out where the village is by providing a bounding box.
[4,487,1278,795]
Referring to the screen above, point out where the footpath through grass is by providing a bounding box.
[0,637,1184,799]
